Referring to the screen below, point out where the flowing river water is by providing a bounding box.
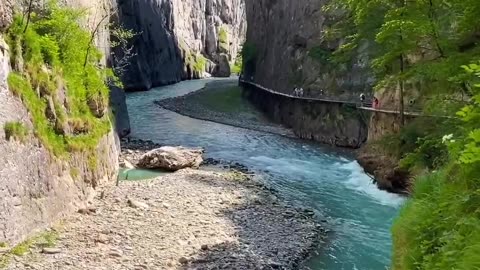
[125,78,405,270]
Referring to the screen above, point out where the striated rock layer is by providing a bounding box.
[116,0,246,91]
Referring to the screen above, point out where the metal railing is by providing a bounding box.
[239,79,444,118]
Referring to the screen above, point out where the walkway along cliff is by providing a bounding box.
[241,0,423,193]
[240,79,414,193]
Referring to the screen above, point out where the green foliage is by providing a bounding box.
[9,240,32,256]
[328,0,480,106]
[6,0,112,157]
[392,64,480,269]
[218,26,228,50]
[197,85,246,113]
[308,46,332,65]
[4,121,28,142]
[184,51,207,73]
[193,54,206,73]
[241,42,257,73]
[231,51,242,74]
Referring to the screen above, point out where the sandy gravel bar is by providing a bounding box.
[5,169,321,270]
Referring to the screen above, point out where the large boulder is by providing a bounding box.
[137,146,204,171]
[212,53,231,77]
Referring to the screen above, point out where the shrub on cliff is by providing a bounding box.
[218,26,228,51]
[392,63,480,269]
[3,121,28,142]
[5,0,113,156]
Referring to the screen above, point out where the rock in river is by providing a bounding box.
[137,146,204,171]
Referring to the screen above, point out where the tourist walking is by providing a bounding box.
[359,93,366,107]
[373,97,379,109]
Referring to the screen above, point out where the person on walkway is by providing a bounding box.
[360,93,366,105]
[299,88,304,97]
[293,87,298,96]
[373,97,379,109]
[320,89,324,96]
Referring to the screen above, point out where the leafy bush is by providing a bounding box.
[308,46,332,65]
[218,26,228,50]
[3,121,28,142]
[6,0,112,157]
[392,63,480,269]
[193,54,206,73]
[377,116,458,172]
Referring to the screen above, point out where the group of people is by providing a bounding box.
[360,93,380,109]
[293,87,304,97]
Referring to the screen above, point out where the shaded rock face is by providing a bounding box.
[138,146,204,171]
[242,84,368,148]
[109,85,131,137]
[244,0,373,98]
[116,0,246,91]
[0,0,12,31]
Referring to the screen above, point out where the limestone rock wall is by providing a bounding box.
[0,0,12,31]
[244,0,373,98]
[242,84,368,148]
[116,0,246,91]
[0,1,121,246]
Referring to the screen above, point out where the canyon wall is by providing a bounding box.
[0,1,121,246]
[243,0,412,192]
[244,0,373,99]
[116,0,246,91]
[242,83,368,148]
[62,0,131,136]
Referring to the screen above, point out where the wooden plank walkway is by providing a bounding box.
[239,79,448,118]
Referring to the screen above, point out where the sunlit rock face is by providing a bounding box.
[244,0,373,99]
[116,0,247,91]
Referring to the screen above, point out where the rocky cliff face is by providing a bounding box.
[0,1,121,246]
[242,84,368,148]
[64,0,131,136]
[116,0,246,91]
[244,0,372,98]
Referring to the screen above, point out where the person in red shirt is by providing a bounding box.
[373,97,379,109]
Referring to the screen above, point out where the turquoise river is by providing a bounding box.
[125,78,405,270]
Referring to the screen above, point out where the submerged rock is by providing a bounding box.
[137,146,204,171]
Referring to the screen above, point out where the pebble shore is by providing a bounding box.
[6,168,323,269]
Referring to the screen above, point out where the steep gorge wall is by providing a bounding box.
[0,1,121,246]
[243,0,411,192]
[242,0,371,148]
[244,0,373,99]
[242,83,368,148]
[116,0,246,91]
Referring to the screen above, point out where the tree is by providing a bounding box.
[327,0,480,118]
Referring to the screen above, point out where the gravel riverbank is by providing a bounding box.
[155,80,295,137]
[6,169,323,269]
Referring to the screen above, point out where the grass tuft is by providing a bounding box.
[4,121,28,142]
